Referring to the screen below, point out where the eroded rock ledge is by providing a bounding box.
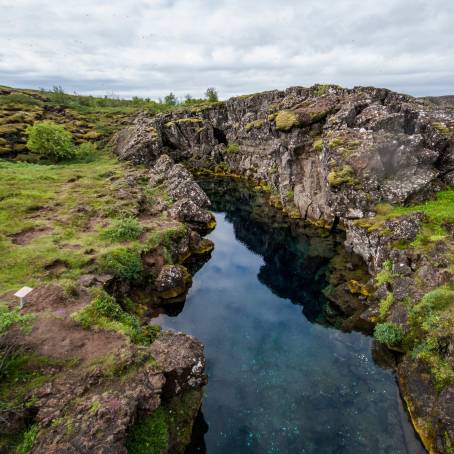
[113,84,454,453]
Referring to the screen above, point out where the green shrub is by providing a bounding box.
[0,303,34,335]
[205,87,219,103]
[75,142,98,162]
[374,322,404,346]
[73,292,160,345]
[101,217,144,242]
[98,248,143,281]
[26,121,75,161]
[226,143,239,154]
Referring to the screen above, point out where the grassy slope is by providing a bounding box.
[0,89,201,452]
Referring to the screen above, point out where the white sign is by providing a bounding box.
[14,286,33,308]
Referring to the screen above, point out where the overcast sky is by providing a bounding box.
[1,0,453,100]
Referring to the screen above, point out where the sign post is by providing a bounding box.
[14,287,33,309]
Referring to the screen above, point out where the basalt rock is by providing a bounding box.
[112,84,454,226]
[29,331,206,454]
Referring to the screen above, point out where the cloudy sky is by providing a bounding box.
[1,0,453,100]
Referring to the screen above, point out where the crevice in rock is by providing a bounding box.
[212,127,227,145]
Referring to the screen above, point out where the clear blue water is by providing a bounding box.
[156,179,425,454]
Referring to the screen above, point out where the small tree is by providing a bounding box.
[164,92,178,106]
[205,87,219,102]
[26,121,75,161]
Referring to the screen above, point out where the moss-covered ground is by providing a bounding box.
[356,190,454,394]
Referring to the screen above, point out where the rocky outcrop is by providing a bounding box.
[112,84,454,226]
[29,331,206,453]
[149,154,215,232]
[113,84,454,453]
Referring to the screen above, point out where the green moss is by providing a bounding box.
[175,117,203,124]
[126,407,169,454]
[0,351,70,413]
[432,122,449,134]
[245,119,264,131]
[327,165,355,187]
[275,110,298,131]
[126,390,202,454]
[407,286,454,390]
[312,138,324,152]
[226,143,239,154]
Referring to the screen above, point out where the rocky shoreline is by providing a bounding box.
[0,154,215,452]
[113,84,454,453]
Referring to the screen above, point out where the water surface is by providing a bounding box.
[157,179,424,454]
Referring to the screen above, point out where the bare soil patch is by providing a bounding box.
[9,226,52,245]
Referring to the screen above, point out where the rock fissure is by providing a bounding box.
[113,84,454,453]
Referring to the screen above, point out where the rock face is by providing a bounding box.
[113,84,454,454]
[28,331,207,454]
[112,84,454,225]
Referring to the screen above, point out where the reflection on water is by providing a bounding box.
[156,178,425,454]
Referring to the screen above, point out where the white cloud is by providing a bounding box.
[0,0,453,98]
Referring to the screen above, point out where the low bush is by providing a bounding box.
[101,217,144,242]
[75,142,98,162]
[25,121,75,161]
[98,248,143,281]
[374,322,404,346]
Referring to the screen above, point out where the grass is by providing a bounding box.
[0,303,34,335]
[375,260,395,285]
[379,292,394,318]
[72,291,160,345]
[355,189,454,251]
[0,350,72,413]
[126,406,169,454]
[98,247,143,281]
[126,390,202,454]
[14,424,39,454]
[100,217,144,242]
[0,152,170,294]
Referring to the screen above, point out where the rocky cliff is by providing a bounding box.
[113,84,454,453]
